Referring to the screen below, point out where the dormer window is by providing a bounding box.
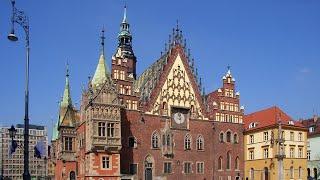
[249,122,257,129]
[288,120,295,125]
[309,126,315,133]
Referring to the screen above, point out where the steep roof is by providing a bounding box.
[244,106,304,131]
[133,54,168,100]
[91,54,112,88]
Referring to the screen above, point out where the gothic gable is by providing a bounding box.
[146,46,207,119]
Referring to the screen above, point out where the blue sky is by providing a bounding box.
[0,1,319,138]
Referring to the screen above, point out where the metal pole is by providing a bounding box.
[23,29,30,180]
[1,130,4,180]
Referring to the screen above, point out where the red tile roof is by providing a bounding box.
[244,106,304,131]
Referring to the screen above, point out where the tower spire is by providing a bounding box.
[61,63,72,108]
[118,5,132,48]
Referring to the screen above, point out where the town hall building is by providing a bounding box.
[51,6,245,180]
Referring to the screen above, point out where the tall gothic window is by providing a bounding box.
[152,132,160,148]
[235,156,240,170]
[219,132,224,143]
[218,156,223,170]
[107,123,115,137]
[197,135,204,150]
[64,137,73,151]
[184,134,191,150]
[226,131,231,143]
[227,151,231,170]
[233,133,238,144]
[98,122,106,137]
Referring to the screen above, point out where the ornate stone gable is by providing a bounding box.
[145,46,207,120]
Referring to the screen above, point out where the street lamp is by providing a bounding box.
[7,0,31,179]
[8,125,17,140]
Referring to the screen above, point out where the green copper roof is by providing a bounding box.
[60,67,72,108]
[51,121,59,141]
[91,54,111,88]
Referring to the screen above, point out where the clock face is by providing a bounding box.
[171,107,189,129]
[174,112,185,124]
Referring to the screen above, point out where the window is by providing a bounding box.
[64,137,73,151]
[227,151,231,170]
[119,85,125,94]
[196,162,204,174]
[184,134,191,150]
[233,133,238,144]
[132,101,137,110]
[290,132,294,141]
[298,148,303,158]
[250,168,254,179]
[309,127,315,133]
[263,131,268,142]
[120,71,125,80]
[235,157,239,170]
[184,162,192,174]
[98,122,106,137]
[218,157,223,170]
[113,69,119,79]
[226,131,231,143]
[164,162,172,174]
[102,156,110,169]
[129,164,137,175]
[220,102,224,110]
[249,150,254,160]
[126,86,131,95]
[219,132,224,143]
[263,148,269,158]
[298,166,302,178]
[107,123,115,137]
[126,100,131,109]
[307,150,311,160]
[290,147,295,158]
[128,137,137,148]
[197,135,204,150]
[290,166,294,178]
[151,132,160,149]
[250,135,254,144]
[298,132,302,141]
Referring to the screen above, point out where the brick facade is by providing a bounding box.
[51,7,245,180]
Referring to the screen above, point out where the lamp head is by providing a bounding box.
[8,31,18,42]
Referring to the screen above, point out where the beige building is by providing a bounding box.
[0,124,48,179]
[244,106,308,180]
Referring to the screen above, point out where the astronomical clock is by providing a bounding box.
[171,107,189,129]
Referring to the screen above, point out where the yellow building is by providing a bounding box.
[244,106,308,180]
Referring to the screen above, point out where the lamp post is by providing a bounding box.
[7,0,31,179]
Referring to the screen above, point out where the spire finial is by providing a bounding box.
[123,4,127,23]
[66,62,69,77]
[176,19,179,31]
[100,27,105,55]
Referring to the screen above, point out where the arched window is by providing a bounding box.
[151,132,160,149]
[314,168,318,179]
[128,136,137,148]
[184,134,192,150]
[298,166,302,179]
[264,167,269,180]
[166,134,171,146]
[235,156,239,170]
[290,166,294,179]
[226,131,231,143]
[197,135,204,150]
[308,168,311,177]
[234,133,238,144]
[218,156,223,170]
[250,168,254,180]
[227,151,231,170]
[219,132,224,143]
